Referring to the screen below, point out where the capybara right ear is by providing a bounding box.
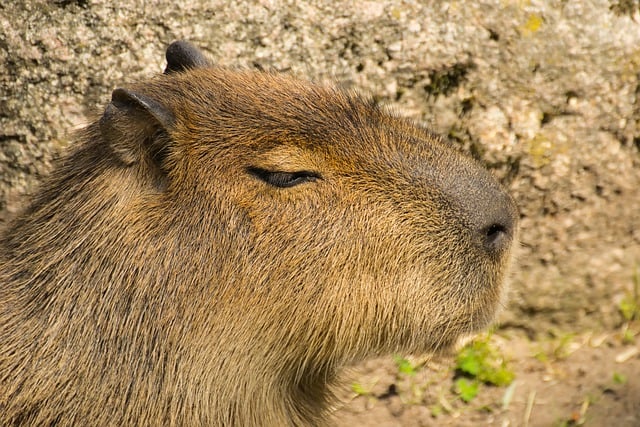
[164,40,211,74]
[99,88,175,167]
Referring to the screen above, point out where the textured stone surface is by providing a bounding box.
[1,0,639,333]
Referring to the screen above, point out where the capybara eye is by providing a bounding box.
[247,167,321,188]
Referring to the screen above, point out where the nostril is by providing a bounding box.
[482,222,510,252]
[450,170,518,255]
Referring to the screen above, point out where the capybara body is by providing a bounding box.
[0,42,518,426]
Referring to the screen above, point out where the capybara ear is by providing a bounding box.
[99,88,175,167]
[164,40,211,74]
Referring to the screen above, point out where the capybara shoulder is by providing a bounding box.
[0,41,518,426]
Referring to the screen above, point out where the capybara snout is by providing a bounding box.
[430,151,518,256]
[0,41,518,426]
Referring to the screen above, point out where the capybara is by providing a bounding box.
[0,41,518,426]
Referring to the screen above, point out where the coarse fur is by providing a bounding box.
[0,41,518,426]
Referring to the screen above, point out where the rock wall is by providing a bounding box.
[2,0,639,333]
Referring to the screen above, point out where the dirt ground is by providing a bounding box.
[333,327,640,426]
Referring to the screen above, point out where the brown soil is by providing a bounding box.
[334,328,640,426]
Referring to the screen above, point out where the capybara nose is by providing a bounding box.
[473,191,518,256]
[443,162,518,257]
[479,212,514,254]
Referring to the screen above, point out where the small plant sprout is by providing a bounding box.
[612,371,627,385]
[618,264,640,322]
[454,377,479,403]
[453,334,515,403]
[393,356,419,377]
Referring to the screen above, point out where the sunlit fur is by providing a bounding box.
[0,58,518,426]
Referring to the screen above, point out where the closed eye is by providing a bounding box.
[247,167,321,188]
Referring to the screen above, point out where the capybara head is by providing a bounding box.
[0,41,518,426]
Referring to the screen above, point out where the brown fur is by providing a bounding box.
[0,42,518,426]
